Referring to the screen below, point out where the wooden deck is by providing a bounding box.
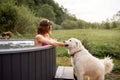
[55,66,74,80]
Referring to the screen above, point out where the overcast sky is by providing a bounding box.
[54,0,120,23]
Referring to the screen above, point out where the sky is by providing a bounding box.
[54,0,120,23]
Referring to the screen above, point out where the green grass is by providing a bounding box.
[52,29,120,45]
[51,29,120,57]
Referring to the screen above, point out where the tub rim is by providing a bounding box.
[0,45,54,54]
[0,39,55,54]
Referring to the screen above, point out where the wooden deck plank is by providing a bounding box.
[55,66,74,80]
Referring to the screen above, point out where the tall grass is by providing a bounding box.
[51,29,120,57]
[52,29,120,45]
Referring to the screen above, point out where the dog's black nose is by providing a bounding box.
[63,41,65,43]
[65,44,68,47]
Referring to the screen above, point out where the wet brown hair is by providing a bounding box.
[37,19,52,34]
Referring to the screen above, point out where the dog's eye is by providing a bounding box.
[69,40,72,42]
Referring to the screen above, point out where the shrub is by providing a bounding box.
[0,3,40,34]
[61,20,79,29]
[0,3,17,33]
[37,4,56,22]
[53,24,63,30]
[14,5,40,34]
[81,38,94,52]
[91,43,120,59]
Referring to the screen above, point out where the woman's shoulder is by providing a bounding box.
[35,34,43,39]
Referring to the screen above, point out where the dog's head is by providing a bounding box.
[64,38,84,50]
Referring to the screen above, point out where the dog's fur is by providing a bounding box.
[64,38,114,80]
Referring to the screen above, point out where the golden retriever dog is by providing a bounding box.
[64,38,114,80]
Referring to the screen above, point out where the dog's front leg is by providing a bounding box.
[97,75,104,80]
[76,70,84,80]
[73,68,77,80]
[77,73,83,80]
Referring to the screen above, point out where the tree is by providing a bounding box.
[0,3,17,33]
[61,20,79,29]
[111,22,117,28]
[112,11,120,22]
[77,20,86,29]
[14,5,39,34]
[110,11,120,29]
[37,4,56,22]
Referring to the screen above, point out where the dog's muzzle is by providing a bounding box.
[65,44,69,47]
[63,41,69,47]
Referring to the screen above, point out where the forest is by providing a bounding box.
[0,0,120,35]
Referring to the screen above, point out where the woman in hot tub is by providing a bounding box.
[34,19,65,46]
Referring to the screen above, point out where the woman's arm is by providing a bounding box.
[36,35,64,46]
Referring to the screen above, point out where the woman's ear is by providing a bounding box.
[48,25,50,29]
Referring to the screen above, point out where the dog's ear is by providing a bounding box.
[76,42,80,48]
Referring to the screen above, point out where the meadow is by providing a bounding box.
[51,29,120,57]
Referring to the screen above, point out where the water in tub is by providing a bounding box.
[0,40,34,49]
